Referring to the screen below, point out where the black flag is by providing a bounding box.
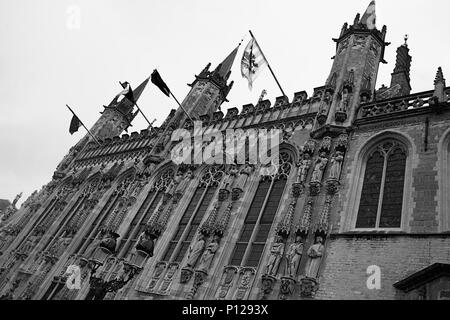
[119,81,136,104]
[69,114,81,135]
[151,69,171,97]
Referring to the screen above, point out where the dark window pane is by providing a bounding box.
[192,188,215,224]
[247,243,265,267]
[180,188,204,224]
[239,224,256,242]
[356,151,384,228]
[175,242,190,263]
[161,188,202,260]
[230,243,247,266]
[121,191,155,241]
[260,179,286,224]
[162,242,177,261]
[380,148,406,228]
[255,224,271,242]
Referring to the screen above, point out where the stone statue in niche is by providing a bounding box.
[337,87,350,113]
[304,236,325,279]
[220,164,238,192]
[135,230,155,257]
[234,163,253,191]
[265,236,285,276]
[296,154,312,184]
[329,151,344,180]
[185,234,206,269]
[310,153,329,183]
[175,169,194,197]
[285,236,304,278]
[197,236,220,272]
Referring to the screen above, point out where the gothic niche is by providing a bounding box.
[317,89,332,125]
[335,71,354,123]
[299,235,326,298]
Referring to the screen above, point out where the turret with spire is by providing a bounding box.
[167,44,239,127]
[389,35,412,97]
[312,0,390,138]
[91,77,150,141]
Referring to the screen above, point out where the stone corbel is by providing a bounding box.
[259,274,277,300]
[279,277,296,300]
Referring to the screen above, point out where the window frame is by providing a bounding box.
[347,134,413,233]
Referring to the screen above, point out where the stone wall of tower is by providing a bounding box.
[90,108,131,141]
[326,32,384,126]
[179,80,222,121]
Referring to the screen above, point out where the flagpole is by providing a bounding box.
[249,30,287,97]
[170,92,193,122]
[134,102,154,129]
[119,81,154,129]
[65,104,101,146]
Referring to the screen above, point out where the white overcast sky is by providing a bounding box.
[1,0,449,206]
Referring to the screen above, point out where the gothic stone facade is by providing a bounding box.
[1,10,450,301]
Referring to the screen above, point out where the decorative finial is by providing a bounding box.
[434,67,445,85]
[258,89,267,103]
[404,34,409,46]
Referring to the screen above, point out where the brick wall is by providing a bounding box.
[316,235,450,300]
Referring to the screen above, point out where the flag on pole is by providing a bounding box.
[241,38,268,90]
[151,69,171,97]
[360,0,376,30]
[118,81,136,104]
[69,114,81,135]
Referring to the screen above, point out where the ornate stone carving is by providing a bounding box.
[328,151,344,181]
[279,277,296,300]
[215,266,238,300]
[304,236,325,279]
[232,163,254,199]
[234,268,255,300]
[296,197,314,236]
[299,277,319,298]
[310,153,329,184]
[186,270,208,299]
[158,263,178,294]
[196,236,220,273]
[276,199,297,238]
[265,236,285,276]
[260,274,277,300]
[285,235,304,278]
[147,262,166,292]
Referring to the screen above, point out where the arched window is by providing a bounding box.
[162,166,224,262]
[229,152,293,267]
[356,140,407,229]
[117,168,174,257]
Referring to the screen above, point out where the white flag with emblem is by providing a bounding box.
[241,38,268,90]
[361,0,376,30]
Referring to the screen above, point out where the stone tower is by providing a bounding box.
[53,77,150,178]
[169,45,239,127]
[312,2,389,137]
[91,77,150,141]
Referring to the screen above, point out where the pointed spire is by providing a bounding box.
[214,45,240,80]
[132,76,150,102]
[433,67,446,103]
[115,77,150,117]
[360,0,376,30]
[434,67,446,86]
